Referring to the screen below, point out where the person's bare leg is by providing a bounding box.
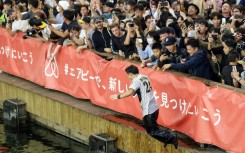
[47,42,54,59]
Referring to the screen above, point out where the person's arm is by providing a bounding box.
[110,88,135,100]
[137,45,150,60]
[124,29,131,45]
[232,72,245,86]
[48,25,69,38]
[165,52,205,71]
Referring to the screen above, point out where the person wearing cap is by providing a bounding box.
[163,36,187,64]
[21,0,47,21]
[53,0,70,24]
[103,1,114,19]
[92,16,112,53]
[187,3,200,20]
[5,8,30,35]
[163,39,213,80]
[0,0,12,27]
[27,16,51,42]
[221,51,243,87]
[232,58,245,89]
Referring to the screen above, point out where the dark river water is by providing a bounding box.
[0,110,89,153]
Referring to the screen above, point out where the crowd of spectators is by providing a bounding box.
[0,0,245,89]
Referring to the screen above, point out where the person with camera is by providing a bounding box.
[144,15,159,36]
[110,64,178,149]
[229,5,244,29]
[124,20,145,58]
[26,17,51,42]
[162,39,213,80]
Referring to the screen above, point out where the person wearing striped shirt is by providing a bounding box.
[110,65,178,149]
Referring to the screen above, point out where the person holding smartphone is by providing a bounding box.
[221,51,243,86]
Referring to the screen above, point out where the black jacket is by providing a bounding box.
[171,48,213,79]
[92,28,111,52]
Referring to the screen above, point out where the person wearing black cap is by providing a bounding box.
[163,39,213,80]
[163,36,187,64]
[0,0,12,27]
[187,3,199,20]
[92,16,112,53]
[103,1,114,19]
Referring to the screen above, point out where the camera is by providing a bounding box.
[211,34,218,41]
[22,29,37,39]
[129,23,134,27]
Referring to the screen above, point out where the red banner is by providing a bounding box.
[0,28,245,153]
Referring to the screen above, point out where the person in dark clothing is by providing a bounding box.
[220,39,238,70]
[222,52,243,87]
[110,65,178,149]
[92,16,112,53]
[163,36,188,64]
[110,23,131,57]
[163,39,213,80]
[21,0,47,21]
[134,4,147,31]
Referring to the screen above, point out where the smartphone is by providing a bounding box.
[232,66,237,72]
[222,18,226,24]
[162,1,168,6]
